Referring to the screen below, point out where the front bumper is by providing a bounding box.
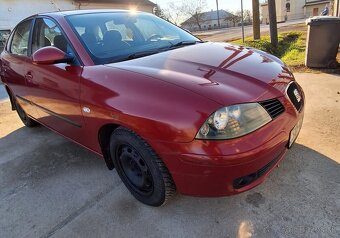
[149,95,304,197]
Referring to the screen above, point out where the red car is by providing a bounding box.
[0,10,304,206]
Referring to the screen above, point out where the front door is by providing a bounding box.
[1,19,38,118]
[26,17,84,142]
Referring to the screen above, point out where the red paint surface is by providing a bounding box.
[0,10,304,196]
[32,47,67,65]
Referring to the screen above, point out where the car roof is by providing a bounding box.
[38,9,144,17]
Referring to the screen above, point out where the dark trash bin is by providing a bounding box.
[305,16,340,68]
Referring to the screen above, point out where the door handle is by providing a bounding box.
[25,72,33,82]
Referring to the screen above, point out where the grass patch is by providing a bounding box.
[232,32,306,69]
[231,30,340,74]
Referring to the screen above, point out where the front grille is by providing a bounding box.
[259,99,285,119]
[286,82,303,111]
[233,149,285,189]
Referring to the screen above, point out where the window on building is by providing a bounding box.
[286,3,291,12]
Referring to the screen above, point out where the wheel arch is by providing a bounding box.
[98,123,121,170]
[4,85,15,110]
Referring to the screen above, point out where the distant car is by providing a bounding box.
[0,10,304,206]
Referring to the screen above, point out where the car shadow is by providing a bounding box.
[158,143,339,237]
[101,143,339,238]
[0,126,338,238]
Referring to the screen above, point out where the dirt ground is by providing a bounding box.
[0,73,339,238]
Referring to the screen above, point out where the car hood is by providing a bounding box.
[106,42,294,106]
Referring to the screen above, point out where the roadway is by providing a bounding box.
[195,19,306,42]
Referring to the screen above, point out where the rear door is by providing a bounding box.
[0,19,38,118]
[26,17,84,141]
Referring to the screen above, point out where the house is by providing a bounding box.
[261,0,332,24]
[304,0,332,17]
[181,10,235,32]
[0,0,156,30]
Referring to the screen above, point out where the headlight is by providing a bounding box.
[196,103,272,140]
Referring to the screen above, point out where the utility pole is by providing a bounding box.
[241,0,245,43]
[216,0,220,28]
[252,0,260,40]
[268,0,278,47]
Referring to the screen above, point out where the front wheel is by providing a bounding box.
[110,127,176,206]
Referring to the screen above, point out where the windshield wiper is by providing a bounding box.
[120,41,204,62]
[126,50,160,60]
[167,40,203,49]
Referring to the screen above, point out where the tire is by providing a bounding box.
[110,127,176,206]
[14,98,39,127]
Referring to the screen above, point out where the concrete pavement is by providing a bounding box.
[0,73,339,238]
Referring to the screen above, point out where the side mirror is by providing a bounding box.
[32,46,73,65]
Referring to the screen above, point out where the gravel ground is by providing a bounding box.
[0,73,339,238]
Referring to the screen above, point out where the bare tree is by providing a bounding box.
[243,9,252,23]
[226,11,241,27]
[181,0,207,31]
[162,2,184,26]
[231,10,252,25]
[153,4,165,19]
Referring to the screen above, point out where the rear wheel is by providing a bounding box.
[110,127,176,206]
[14,98,38,127]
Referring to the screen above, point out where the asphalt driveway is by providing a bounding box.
[0,73,339,238]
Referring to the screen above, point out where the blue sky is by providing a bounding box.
[153,0,253,12]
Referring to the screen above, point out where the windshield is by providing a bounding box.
[67,12,200,64]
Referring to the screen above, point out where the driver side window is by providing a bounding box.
[32,18,72,55]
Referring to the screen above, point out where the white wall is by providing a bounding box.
[0,0,76,29]
[282,0,306,21]
[78,2,154,13]
[0,0,155,30]
[261,0,309,23]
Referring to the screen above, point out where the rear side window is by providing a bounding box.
[10,20,33,56]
